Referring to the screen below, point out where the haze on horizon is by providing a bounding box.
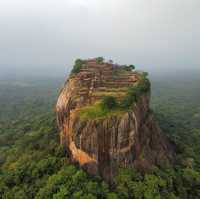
[0,0,200,77]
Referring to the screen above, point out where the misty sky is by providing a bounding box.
[0,0,200,75]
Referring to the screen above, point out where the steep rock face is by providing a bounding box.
[56,59,174,182]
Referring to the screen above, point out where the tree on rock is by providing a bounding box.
[71,59,84,74]
[96,57,104,64]
[129,65,135,70]
[101,96,117,110]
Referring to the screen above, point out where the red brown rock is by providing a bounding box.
[56,59,174,182]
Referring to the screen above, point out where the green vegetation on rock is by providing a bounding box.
[121,73,150,108]
[96,57,104,64]
[123,64,136,71]
[79,102,127,121]
[80,73,150,121]
[71,59,85,74]
[129,65,135,70]
[101,96,117,110]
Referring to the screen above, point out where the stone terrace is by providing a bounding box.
[75,59,138,103]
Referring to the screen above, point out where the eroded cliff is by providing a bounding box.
[56,58,174,182]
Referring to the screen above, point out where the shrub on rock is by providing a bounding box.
[101,96,117,110]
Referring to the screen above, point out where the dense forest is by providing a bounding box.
[0,75,200,199]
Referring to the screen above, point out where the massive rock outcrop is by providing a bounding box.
[56,58,174,182]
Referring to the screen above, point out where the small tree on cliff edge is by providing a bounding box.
[123,65,135,71]
[96,57,104,64]
[71,59,84,74]
[129,65,135,70]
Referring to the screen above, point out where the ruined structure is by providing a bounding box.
[56,58,174,182]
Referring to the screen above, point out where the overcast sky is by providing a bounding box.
[0,0,199,75]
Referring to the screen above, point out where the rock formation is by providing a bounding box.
[56,58,174,182]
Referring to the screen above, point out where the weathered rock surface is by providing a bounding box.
[56,59,174,182]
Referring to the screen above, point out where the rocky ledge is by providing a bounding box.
[56,58,174,182]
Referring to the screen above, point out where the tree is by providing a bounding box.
[96,57,104,64]
[101,96,117,110]
[71,59,84,74]
[123,65,132,71]
[143,174,166,199]
[129,65,135,70]
[143,72,149,77]
[120,86,139,108]
[123,65,135,71]
[107,193,118,199]
[181,168,200,199]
